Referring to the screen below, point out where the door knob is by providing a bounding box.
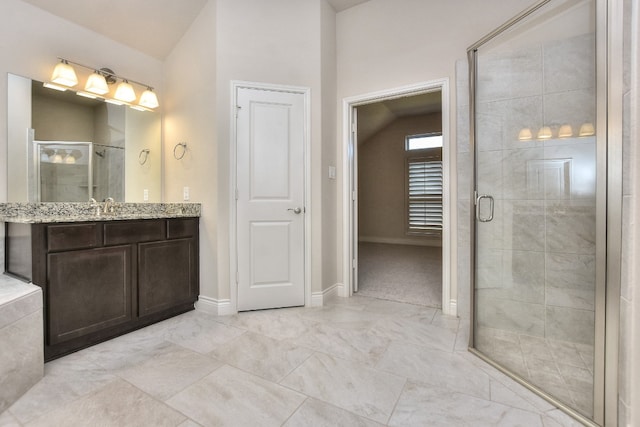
[288,207,302,214]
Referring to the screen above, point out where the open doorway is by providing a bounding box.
[356,92,443,308]
[342,80,453,315]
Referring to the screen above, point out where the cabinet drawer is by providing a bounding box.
[47,223,101,252]
[167,218,198,239]
[104,220,165,245]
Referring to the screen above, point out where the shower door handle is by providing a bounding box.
[476,194,494,222]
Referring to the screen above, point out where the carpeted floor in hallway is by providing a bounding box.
[357,242,442,308]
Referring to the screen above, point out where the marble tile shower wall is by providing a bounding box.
[457,33,597,346]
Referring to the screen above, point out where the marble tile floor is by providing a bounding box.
[476,327,595,418]
[2,296,586,426]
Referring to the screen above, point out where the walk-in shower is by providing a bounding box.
[468,0,619,425]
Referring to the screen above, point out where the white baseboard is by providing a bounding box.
[337,282,349,297]
[311,283,343,307]
[195,296,235,316]
[444,299,457,317]
[359,236,442,247]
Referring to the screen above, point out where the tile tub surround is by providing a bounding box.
[3,296,584,426]
[0,202,201,223]
[0,275,43,413]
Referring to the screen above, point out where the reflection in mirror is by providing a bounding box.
[34,141,93,202]
[7,73,161,202]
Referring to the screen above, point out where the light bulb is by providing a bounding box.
[139,88,159,109]
[537,126,553,140]
[558,124,573,138]
[85,71,109,95]
[114,80,136,103]
[518,128,533,140]
[579,123,595,136]
[50,60,78,87]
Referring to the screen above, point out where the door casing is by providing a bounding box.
[229,81,312,313]
[341,79,454,315]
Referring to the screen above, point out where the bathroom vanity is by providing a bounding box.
[1,202,200,361]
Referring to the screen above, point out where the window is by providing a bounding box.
[406,133,443,236]
[406,133,443,150]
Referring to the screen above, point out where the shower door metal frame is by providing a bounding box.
[466,0,622,426]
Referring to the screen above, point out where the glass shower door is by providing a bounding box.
[471,0,601,423]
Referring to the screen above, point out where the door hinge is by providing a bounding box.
[236,270,239,284]
[235,105,241,118]
[352,191,356,201]
[352,258,357,269]
[235,189,239,200]
[351,122,357,133]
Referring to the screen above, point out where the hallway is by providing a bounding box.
[3,297,581,426]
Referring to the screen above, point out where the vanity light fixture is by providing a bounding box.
[50,59,78,87]
[114,80,136,103]
[558,124,573,138]
[139,88,159,109]
[64,150,76,164]
[579,122,595,136]
[50,150,63,164]
[85,71,109,95]
[518,128,533,140]
[47,58,159,109]
[537,126,553,139]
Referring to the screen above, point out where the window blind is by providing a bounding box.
[407,158,443,235]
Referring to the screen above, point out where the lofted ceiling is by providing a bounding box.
[20,0,370,60]
[356,91,443,144]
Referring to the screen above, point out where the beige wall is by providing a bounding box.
[125,108,161,202]
[163,0,218,301]
[321,0,339,291]
[32,95,95,142]
[358,113,442,246]
[164,0,337,306]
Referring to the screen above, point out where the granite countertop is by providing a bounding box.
[0,202,201,223]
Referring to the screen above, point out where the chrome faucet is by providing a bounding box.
[89,198,101,216]
[104,197,115,215]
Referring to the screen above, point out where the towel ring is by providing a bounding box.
[174,142,187,160]
[138,149,150,165]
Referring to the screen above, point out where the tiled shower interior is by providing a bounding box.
[466,10,597,419]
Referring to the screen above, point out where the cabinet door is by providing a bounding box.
[138,238,197,317]
[47,245,133,345]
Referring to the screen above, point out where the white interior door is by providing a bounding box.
[236,87,305,311]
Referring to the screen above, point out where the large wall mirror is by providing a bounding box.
[7,73,161,203]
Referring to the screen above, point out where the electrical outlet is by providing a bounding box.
[143,189,149,201]
[328,166,336,180]
[183,186,190,201]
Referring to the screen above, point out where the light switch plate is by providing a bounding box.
[143,189,149,201]
[183,186,190,201]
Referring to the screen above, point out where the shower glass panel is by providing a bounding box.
[471,0,599,423]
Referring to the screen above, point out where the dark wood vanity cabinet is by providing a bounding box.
[5,218,199,361]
